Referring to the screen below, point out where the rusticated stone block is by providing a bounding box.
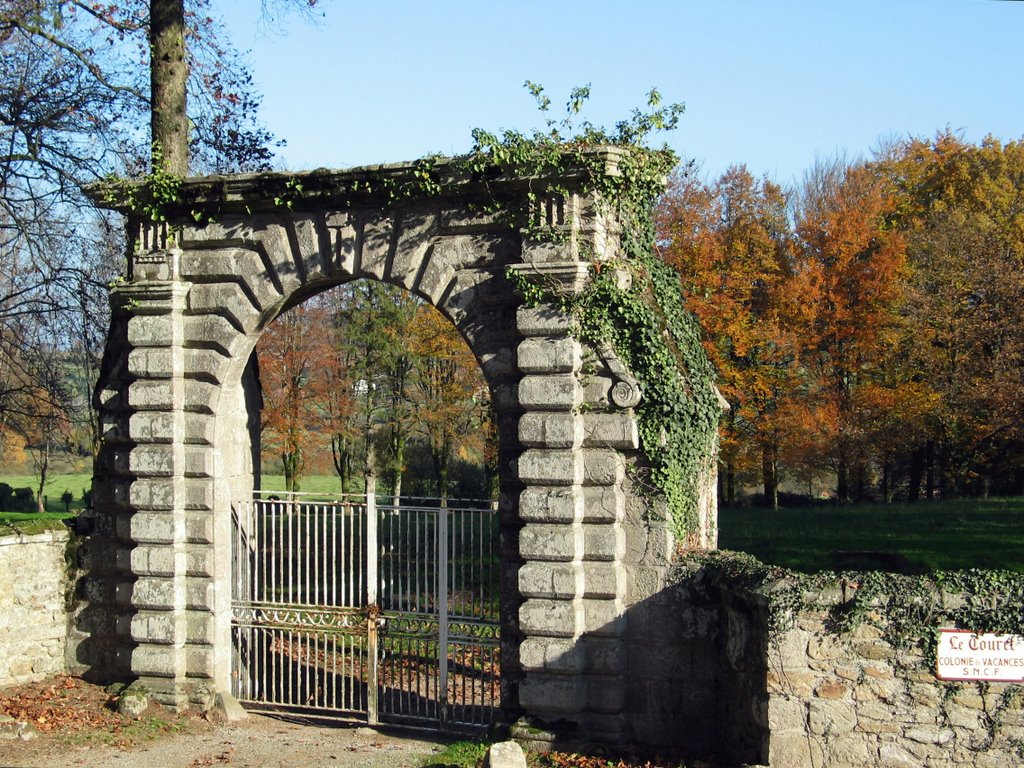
[130,510,184,543]
[519,673,586,713]
[130,645,182,679]
[184,349,227,383]
[131,577,184,611]
[128,445,175,477]
[517,337,581,374]
[582,413,639,450]
[519,487,582,523]
[129,545,181,577]
[518,449,583,485]
[582,598,625,636]
[519,524,581,562]
[129,347,175,379]
[184,381,218,413]
[518,412,582,448]
[583,449,625,486]
[519,561,583,598]
[185,611,215,645]
[187,282,263,332]
[128,380,174,410]
[519,375,580,411]
[128,314,175,346]
[183,413,214,445]
[130,412,176,443]
[182,315,246,356]
[183,447,215,478]
[520,598,582,638]
[581,486,625,523]
[516,305,572,337]
[581,562,626,599]
[582,524,624,562]
[130,611,180,644]
[520,637,585,674]
[185,646,216,678]
[185,579,215,612]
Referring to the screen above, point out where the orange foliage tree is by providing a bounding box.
[257,299,339,492]
[406,304,487,501]
[789,159,908,501]
[658,164,796,507]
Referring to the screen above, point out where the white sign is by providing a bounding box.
[936,630,1024,682]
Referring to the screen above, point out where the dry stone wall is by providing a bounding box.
[0,529,75,686]
[764,580,1024,768]
[646,558,1024,768]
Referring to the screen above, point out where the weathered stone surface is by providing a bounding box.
[808,698,857,735]
[485,740,527,768]
[520,487,582,523]
[519,375,580,411]
[520,599,582,638]
[0,531,72,688]
[517,337,581,374]
[519,561,583,597]
[516,305,572,337]
[582,413,639,450]
[518,412,582,449]
[518,449,583,486]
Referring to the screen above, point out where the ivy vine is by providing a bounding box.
[466,83,720,540]
[689,552,1024,661]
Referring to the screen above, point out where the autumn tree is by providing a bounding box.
[406,304,487,502]
[875,134,1024,497]
[257,301,337,491]
[788,157,908,501]
[658,164,795,507]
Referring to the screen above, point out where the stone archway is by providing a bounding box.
[79,151,717,747]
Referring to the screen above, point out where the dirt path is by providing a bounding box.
[0,676,448,768]
[0,714,445,768]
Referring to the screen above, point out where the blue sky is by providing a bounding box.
[215,0,1023,186]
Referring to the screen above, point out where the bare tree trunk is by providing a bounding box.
[36,429,50,514]
[762,445,778,510]
[150,0,188,174]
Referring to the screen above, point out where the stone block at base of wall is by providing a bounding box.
[0,529,75,687]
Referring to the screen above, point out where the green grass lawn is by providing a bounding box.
[4,472,1021,574]
[718,496,1024,573]
[0,473,92,512]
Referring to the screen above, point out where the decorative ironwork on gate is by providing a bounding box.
[230,493,500,731]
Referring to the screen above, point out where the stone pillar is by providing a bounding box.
[516,302,587,724]
[117,227,190,706]
[512,190,635,747]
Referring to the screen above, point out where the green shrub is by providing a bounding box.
[13,487,35,512]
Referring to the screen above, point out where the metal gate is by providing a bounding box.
[230,492,500,730]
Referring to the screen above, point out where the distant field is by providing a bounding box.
[259,474,356,496]
[0,474,92,513]
[718,497,1024,573]
[4,473,1021,574]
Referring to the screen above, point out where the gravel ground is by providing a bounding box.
[0,677,448,768]
[0,714,445,768]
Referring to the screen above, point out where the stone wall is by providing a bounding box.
[763,578,1024,768]
[0,529,75,686]
[639,557,1024,768]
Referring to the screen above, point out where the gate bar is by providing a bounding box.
[438,499,449,725]
[366,476,379,725]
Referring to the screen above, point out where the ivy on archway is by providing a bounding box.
[464,84,722,539]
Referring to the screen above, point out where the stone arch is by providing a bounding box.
[80,154,717,748]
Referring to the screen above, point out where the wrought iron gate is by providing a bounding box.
[231,493,500,730]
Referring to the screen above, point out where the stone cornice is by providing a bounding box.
[88,146,630,218]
